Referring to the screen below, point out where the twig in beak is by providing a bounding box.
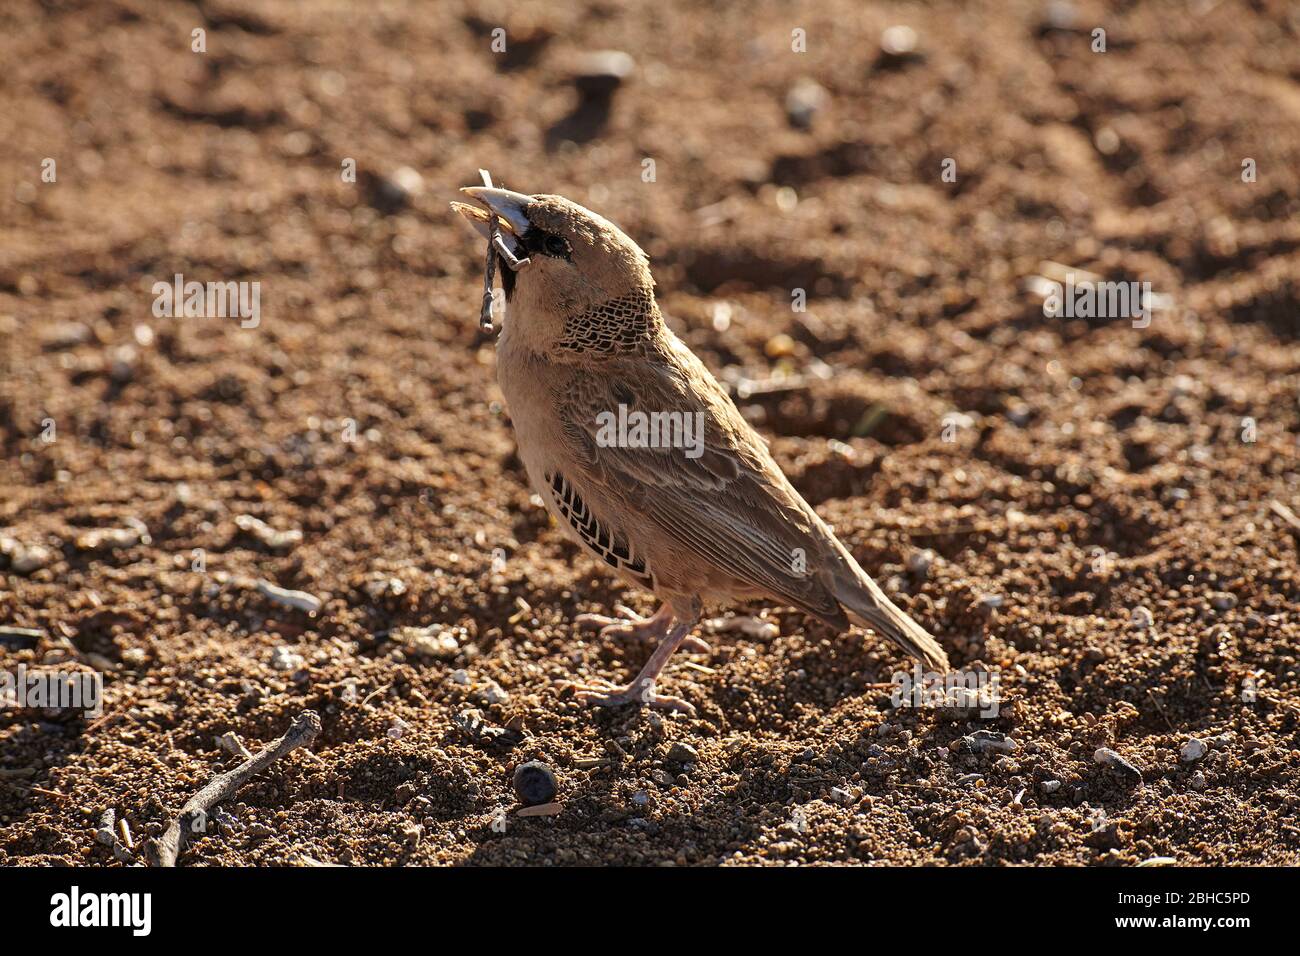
[479,169,499,332]
[476,169,531,334]
[494,232,530,271]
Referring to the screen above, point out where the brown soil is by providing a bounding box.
[2,0,1299,866]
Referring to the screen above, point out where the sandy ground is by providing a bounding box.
[1,0,1299,866]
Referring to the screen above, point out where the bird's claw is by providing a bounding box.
[564,678,697,716]
[574,604,643,632]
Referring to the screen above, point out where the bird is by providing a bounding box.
[452,185,950,715]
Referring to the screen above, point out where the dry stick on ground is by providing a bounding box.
[1146,689,1177,734]
[1269,499,1300,534]
[0,626,44,645]
[149,711,321,867]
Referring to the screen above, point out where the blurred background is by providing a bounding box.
[1,0,1299,866]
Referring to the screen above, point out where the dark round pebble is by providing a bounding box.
[512,760,558,806]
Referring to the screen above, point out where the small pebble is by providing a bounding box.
[1180,738,1207,763]
[1209,592,1237,611]
[12,545,55,574]
[365,577,407,599]
[270,646,305,672]
[234,514,302,551]
[1094,747,1143,781]
[477,680,510,705]
[964,730,1018,754]
[907,549,935,577]
[364,165,423,214]
[573,50,635,100]
[75,526,146,551]
[0,626,43,644]
[1041,779,1062,793]
[513,761,558,806]
[878,25,923,66]
[1,536,55,574]
[764,333,797,359]
[1130,606,1154,630]
[393,626,460,660]
[1007,403,1033,427]
[665,741,699,763]
[254,580,322,615]
[216,732,253,759]
[785,78,828,129]
[1042,0,1078,31]
[40,321,92,350]
[94,809,116,846]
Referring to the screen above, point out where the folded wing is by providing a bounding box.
[555,338,849,628]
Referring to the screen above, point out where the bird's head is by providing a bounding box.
[453,186,655,353]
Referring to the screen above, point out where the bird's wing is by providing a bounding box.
[554,337,847,624]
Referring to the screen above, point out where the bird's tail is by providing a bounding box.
[830,548,950,672]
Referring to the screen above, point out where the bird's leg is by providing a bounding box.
[567,601,703,715]
[575,603,709,653]
[568,619,698,715]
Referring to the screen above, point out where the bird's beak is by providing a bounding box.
[453,186,534,270]
[459,186,532,235]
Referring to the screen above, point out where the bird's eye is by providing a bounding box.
[544,235,570,258]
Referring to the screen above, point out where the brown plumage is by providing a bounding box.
[454,186,949,715]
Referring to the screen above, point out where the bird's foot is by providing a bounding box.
[565,678,697,716]
[574,603,645,635]
[575,604,709,653]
